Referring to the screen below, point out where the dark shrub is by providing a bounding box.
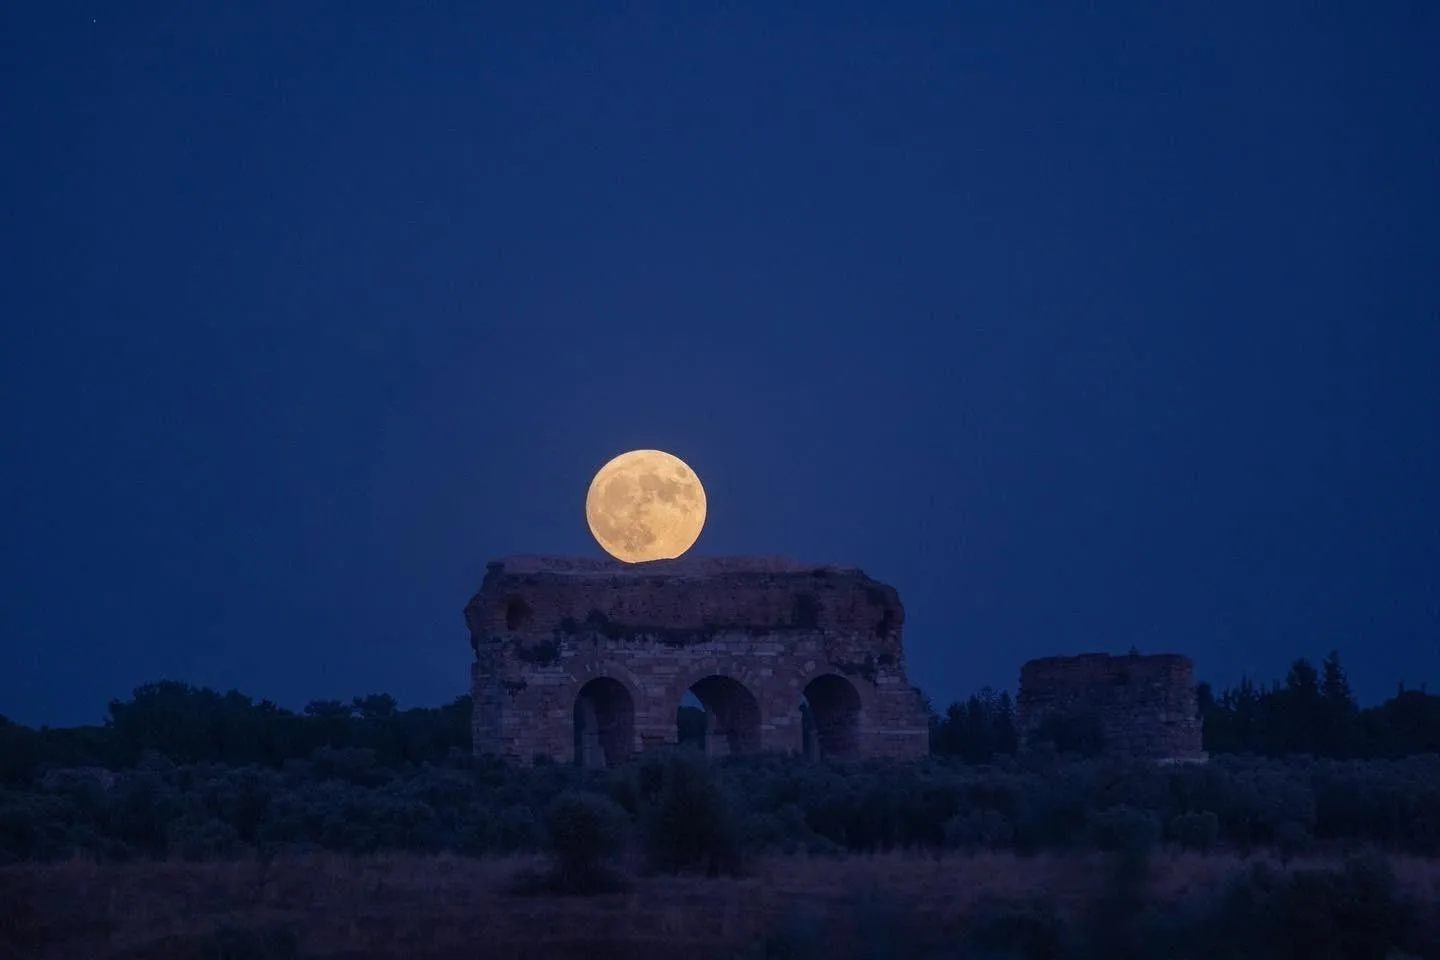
[1089,804,1161,855]
[309,747,391,788]
[1274,820,1313,861]
[171,816,241,862]
[943,808,1014,850]
[1201,854,1421,959]
[104,771,183,856]
[641,751,744,876]
[1167,811,1220,851]
[541,790,629,893]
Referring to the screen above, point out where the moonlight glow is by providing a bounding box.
[585,449,707,563]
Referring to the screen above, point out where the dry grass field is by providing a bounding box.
[4,850,1440,959]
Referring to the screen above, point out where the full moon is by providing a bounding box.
[585,449,707,563]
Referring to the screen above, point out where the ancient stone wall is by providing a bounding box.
[466,555,930,765]
[1015,653,1206,762]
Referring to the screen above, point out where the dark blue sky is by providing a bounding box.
[3,4,1437,727]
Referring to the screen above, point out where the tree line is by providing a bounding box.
[1,652,1437,785]
[0,688,473,784]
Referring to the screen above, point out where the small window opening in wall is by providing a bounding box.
[874,607,896,639]
[504,597,533,630]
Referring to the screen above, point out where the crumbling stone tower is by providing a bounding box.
[465,555,930,765]
[1016,652,1207,762]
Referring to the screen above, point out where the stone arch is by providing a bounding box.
[802,673,864,759]
[669,665,765,757]
[664,658,769,708]
[794,657,877,713]
[562,655,649,700]
[573,676,635,768]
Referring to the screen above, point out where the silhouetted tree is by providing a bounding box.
[930,687,1019,763]
[1319,651,1359,756]
[5,649,1438,792]
[1199,651,1439,759]
[352,693,399,720]
[303,699,353,720]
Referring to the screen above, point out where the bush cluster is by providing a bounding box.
[3,748,1439,866]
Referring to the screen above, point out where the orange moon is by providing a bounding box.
[585,450,707,563]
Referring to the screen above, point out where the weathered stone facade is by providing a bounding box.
[1016,653,1206,762]
[466,555,930,765]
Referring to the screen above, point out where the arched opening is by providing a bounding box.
[802,674,863,760]
[573,677,634,768]
[677,675,762,757]
[676,690,707,750]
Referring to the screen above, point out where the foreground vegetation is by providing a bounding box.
[1,651,1437,867]
[2,651,1439,956]
[4,747,1440,866]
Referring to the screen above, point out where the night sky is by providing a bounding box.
[3,5,1437,728]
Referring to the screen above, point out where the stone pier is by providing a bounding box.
[1016,652,1207,762]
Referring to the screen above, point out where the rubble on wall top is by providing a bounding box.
[487,554,863,578]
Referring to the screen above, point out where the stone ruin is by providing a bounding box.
[465,555,931,765]
[1015,652,1207,762]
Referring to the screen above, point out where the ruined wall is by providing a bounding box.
[466,555,930,765]
[1016,653,1206,762]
